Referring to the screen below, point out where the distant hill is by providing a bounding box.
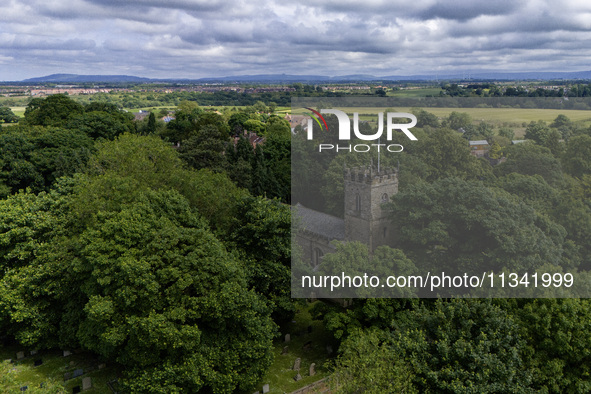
[22,74,152,83]
[20,70,591,84]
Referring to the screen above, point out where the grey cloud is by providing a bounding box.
[0,36,96,50]
[3,0,591,80]
[416,0,521,21]
[83,0,227,14]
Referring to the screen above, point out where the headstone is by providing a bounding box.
[262,383,270,393]
[72,368,84,378]
[70,361,75,366]
[309,363,316,376]
[63,350,72,357]
[281,346,288,355]
[5,359,12,364]
[284,333,290,343]
[326,345,333,355]
[30,350,38,356]
[16,351,25,359]
[82,377,92,390]
[72,386,81,394]
[308,325,313,333]
[63,372,72,381]
[98,363,106,369]
[293,357,301,371]
[294,373,302,381]
[34,359,43,366]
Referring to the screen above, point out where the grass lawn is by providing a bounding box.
[0,346,117,393]
[9,107,26,117]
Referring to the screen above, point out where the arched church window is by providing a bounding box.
[382,193,389,203]
[355,193,361,212]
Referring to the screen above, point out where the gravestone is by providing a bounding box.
[72,386,81,394]
[30,350,38,356]
[262,383,270,393]
[281,346,288,355]
[34,359,43,366]
[70,361,75,366]
[294,373,302,381]
[326,345,333,355]
[82,377,92,390]
[63,372,72,381]
[72,368,84,378]
[16,351,25,359]
[284,333,290,343]
[98,363,106,369]
[63,350,72,357]
[309,363,316,376]
[293,357,301,371]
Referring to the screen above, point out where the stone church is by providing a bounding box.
[294,165,398,268]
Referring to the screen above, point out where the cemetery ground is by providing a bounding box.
[247,301,336,394]
[0,347,116,392]
[1,302,336,393]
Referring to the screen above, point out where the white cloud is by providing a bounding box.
[1,0,591,80]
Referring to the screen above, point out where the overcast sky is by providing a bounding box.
[1,0,591,81]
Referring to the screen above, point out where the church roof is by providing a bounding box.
[293,203,345,241]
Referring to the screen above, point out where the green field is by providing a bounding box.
[389,87,442,97]
[10,106,26,117]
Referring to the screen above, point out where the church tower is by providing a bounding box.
[344,166,398,251]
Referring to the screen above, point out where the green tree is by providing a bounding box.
[24,94,84,127]
[498,126,515,140]
[146,112,157,134]
[415,128,492,181]
[443,111,472,131]
[227,196,294,322]
[330,328,416,393]
[72,189,276,393]
[394,299,531,392]
[562,134,591,178]
[178,124,227,172]
[495,143,565,186]
[411,108,439,129]
[388,177,567,275]
[0,106,19,123]
[517,299,591,392]
[0,127,93,194]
